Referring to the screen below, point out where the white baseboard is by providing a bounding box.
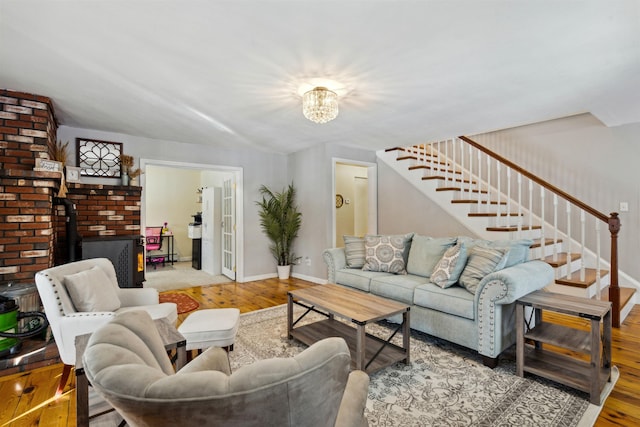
[291,272,327,284]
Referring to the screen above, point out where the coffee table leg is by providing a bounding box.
[287,293,293,339]
[356,322,366,371]
[403,309,410,364]
[76,368,88,427]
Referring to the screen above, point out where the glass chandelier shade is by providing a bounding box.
[302,87,339,124]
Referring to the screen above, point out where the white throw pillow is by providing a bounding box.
[64,266,121,312]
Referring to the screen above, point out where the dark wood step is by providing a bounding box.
[486,225,541,232]
[543,252,581,268]
[408,160,448,169]
[422,176,476,184]
[436,187,487,194]
[468,212,522,217]
[600,287,636,309]
[385,147,406,152]
[451,199,508,205]
[397,155,417,161]
[531,238,562,248]
[555,268,609,288]
[407,164,462,175]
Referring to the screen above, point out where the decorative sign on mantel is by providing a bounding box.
[34,158,63,173]
[76,137,122,178]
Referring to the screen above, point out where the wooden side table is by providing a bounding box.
[74,317,186,426]
[516,290,612,405]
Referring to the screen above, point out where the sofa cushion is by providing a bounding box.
[430,242,468,288]
[459,246,509,294]
[369,274,428,304]
[335,269,393,292]
[362,233,413,274]
[64,266,121,312]
[343,235,366,268]
[458,236,532,268]
[413,282,475,320]
[406,235,457,277]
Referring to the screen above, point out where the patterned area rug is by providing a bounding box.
[229,305,618,427]
[158,292,199,314]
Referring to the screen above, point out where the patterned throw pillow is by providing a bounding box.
[362,234,412,274]
[430,242,468,288]
[458,245,509,294]
[343,235,366,268]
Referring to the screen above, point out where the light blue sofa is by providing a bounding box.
[322,235,554,367]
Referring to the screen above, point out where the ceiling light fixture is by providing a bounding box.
[302,87,338,124]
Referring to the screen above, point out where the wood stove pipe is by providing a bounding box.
[54,198,79,262]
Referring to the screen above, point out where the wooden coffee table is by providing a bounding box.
[287,283,410,374]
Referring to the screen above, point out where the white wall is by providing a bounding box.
[289,143,377,280]
[145,165,201,260]
[57,125,289,279]
[471,114,640,282]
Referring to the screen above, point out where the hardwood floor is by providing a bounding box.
[0,277,638,426]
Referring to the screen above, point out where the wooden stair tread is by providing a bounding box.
[451,199,507,205]
[397,155,417,161]
[384,147,406,152]
[421,176,476,184]
[531,238,562,248]
[600,287,636,309]
[543,252,581,267]
[468,212,522,217]
[436,187,488,194]
[486,225,541,231]
[555,268,609,288]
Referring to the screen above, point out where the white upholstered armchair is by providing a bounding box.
[35,257,177,393]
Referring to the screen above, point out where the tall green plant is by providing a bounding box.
[256,183,302,266]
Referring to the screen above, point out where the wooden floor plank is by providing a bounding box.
[0,276,638,426]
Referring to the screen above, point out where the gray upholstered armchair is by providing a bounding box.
[83,310,370,427]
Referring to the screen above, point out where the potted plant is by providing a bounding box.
[256,183,302,279]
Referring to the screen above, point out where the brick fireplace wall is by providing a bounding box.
[1,89,142,284]
[1,90,59,283]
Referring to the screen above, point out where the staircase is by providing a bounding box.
[379,136,637,327]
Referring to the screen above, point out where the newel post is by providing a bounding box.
[608,212,621,327]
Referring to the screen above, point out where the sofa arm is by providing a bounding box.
[474,260,553,359]
[335,370,370,427]
[322,248,347,284]
[476,260,554,306]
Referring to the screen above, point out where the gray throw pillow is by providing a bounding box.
[64,266,121,312]
[343,235,366,268]
[362,233,413,274]
[406,235,457,277]
[430,242,468,288]
[458,245,509,294]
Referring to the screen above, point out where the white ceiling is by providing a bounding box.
[1,1,639,154]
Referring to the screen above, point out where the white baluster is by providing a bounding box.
[517,173,522,237]
[566,203,572,280]
[580,210,586,282]
[444,140,449,184]
[458,138,464,189]
[553,195,558,262]
[596,220,602,300]
[506,167,511,226]
[528,180,534,243]
[540,187,545,261]
[496,163,502,227]
[468,145,473,197]
[486,156,491,206]
[452,138,457,186]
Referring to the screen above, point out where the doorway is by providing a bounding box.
[140,159,244,282]
[332,159,377,247]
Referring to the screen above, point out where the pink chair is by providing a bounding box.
[145,226,165,269]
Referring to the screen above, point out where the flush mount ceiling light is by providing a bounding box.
[302,87,339,124]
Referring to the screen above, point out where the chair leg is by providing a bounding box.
[56,364,73,396]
